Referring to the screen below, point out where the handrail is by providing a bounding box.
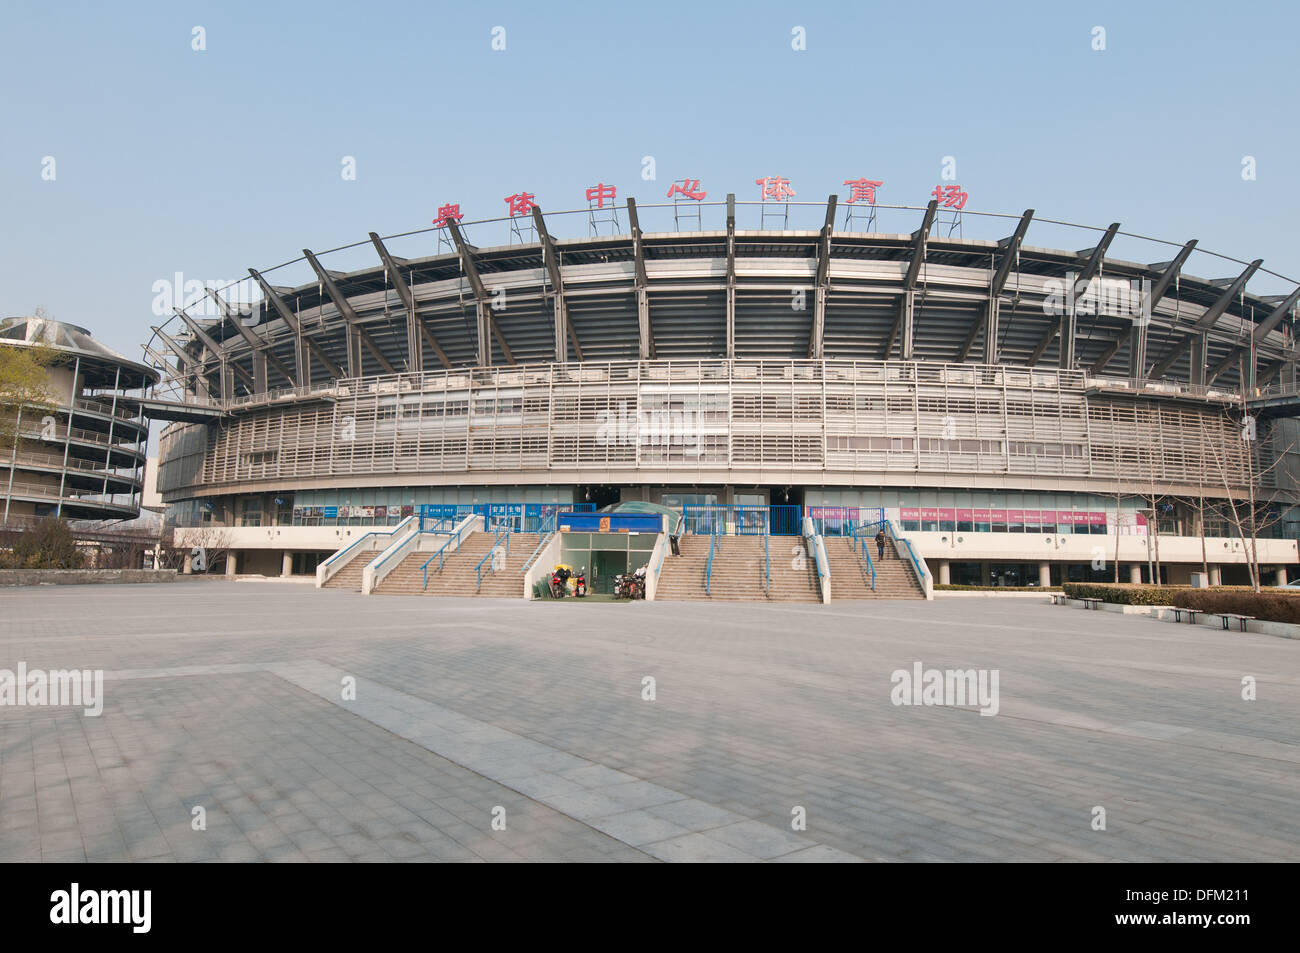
[803,515,829,580]
[420,516,475,589]
[849,524,877,591]
[763,529,771,593]
[705,523,718,595]
[520,513,555,573]
[475,531,510,589]
[886,521,928,586]
[322,516,414,569]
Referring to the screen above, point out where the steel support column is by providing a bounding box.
[809,196,835,360]
[726,193,736,360]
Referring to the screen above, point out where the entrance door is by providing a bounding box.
[576,485,621,510]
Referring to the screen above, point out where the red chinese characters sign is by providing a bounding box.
[432,203,464,228]
[585,183,617,208]
[931,184,968,210]
[504,192,536,217]
[843,178,883,204]
[667,179,707,201]
[756,175,795,201]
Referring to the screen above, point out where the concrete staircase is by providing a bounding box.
[322,550,382,591]
[823,537,926,599]
[373,532,542,597]
[655,535,822,602]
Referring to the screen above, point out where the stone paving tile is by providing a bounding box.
[1,582,1298,861]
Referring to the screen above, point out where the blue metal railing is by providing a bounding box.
[681,504,801,537]
[320,515,415,573]
[705,522,719,595]
[763,529,771,593]
[848,524,877,591]
[807,506,885,537]
[368,516,442,578]
[420,518,475,589]
[885,521,928,588]
[418,502,596,534]
[520,513,556,573]
[475,531,510,589]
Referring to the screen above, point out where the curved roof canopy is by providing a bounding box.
[1,316,158,389]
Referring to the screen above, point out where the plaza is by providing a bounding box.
[1,582,1295,862]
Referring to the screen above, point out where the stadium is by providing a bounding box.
[144,193,1300,598]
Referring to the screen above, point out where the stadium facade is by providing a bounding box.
[147,196,1300,590]
[1,316,157,524]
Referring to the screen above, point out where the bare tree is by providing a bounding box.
[161,525,233,573]
[1202,403,1292,592]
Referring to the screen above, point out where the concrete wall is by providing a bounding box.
[0,569,177,586]
[174,525,382,551]
[908,530,1297,567]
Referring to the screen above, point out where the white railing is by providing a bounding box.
[643,515,671,602]
[363,513,475,595]
[887,520,933,600]
[316,515,415,587]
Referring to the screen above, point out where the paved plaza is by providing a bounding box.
[1,582,1297,863]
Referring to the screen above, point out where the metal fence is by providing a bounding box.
[680,504,803,537]
[416,502,594,534]
[806,506,885,537]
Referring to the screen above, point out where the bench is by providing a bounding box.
[1213,612,1254,632]
[1080,597,1104,610]
[1051,593,1068,605]
[1169,607,1199,624]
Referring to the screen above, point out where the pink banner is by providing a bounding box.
[956,508,973,522]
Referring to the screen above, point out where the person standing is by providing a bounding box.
[875,528,886,560]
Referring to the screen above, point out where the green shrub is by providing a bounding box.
[1170,589,1300,625]
[1061,583,1187,605]
[1061,582,1300,624]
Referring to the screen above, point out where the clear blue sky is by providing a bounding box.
[2,0,1297,360]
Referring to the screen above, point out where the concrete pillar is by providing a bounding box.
[1209,565,1222,586]
[1038,562,1051,588]
[938,560,951,585]
[1276,566,1288,586]
[980,561,991,586]
[282,551,293,577]
[1129,564,1142,584]
[225,551,238,576]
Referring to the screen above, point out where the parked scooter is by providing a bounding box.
[574,567,587,598]
[550,564,572,598]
